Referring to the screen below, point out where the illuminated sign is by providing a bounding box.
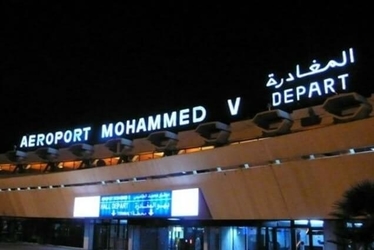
[171,188,199,217]
[73,188,200,218]
[100,191,172,217]
[18,105,211,149]
[73,196,101,218]
[17,47,359,149]
[266,48,355,107]
[19,127,91,148]
[100,106,206,139]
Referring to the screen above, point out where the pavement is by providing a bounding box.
[0,242,83,250]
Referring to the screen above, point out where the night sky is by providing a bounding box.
[2,2,373,153]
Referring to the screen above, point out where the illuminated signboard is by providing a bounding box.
[100,191,172,217]
[18,106,209,149]
[73,196,101,218]
[266,48,355,107]
[18,47,358,150]
[72,188,200,218]
[171,188,199,217]
[17,101,242,149]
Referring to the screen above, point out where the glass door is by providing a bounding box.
[93,219,128,250]
[168,225,204,250]
[94,223,111,250]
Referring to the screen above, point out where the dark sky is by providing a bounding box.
[1,2,373,153]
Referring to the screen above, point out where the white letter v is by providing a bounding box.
[227,97,241,116]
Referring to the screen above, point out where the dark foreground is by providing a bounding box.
[0,242,82,249]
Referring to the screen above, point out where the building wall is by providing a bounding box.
[0,94,373,221]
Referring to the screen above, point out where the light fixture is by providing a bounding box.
[34,147,60,173]
[92,159,106,167]
[69,143,93,158]
[300,107,321,127]
[195,121,231,146]
[5,150,27,163]
[5,150,28,174]
[147,131,179,156]
[105,138,134,164]
[252,109,293,136]
[322,92,372,123]
[69,143,94,169]
[35,147,59,161]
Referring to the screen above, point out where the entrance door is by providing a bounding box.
[168,225,204,250]
[94,223,111,250]
[93,220,128,250]
[294,228,324,250]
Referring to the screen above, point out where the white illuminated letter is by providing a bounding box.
[192,106,206,123]
[136,118,147,133]
[308,82,322,98]
[20,136,28,148]
[64,130,72,143]
[101,123,113,138]
[227,97,241,115]
[73,129,83,142]
[163,111,177,128]
[296,86,306,101]
[272,92,282,107]
[148,115,161,131]
[323,78,335,94]
[126,119,136,134]
[37,134,45,146]
[54,131,63,144]
[179,108,190,126]
[114,122,124,136]
[283,88,294,104]
[82,127,91,140]
[29,135,36,147]
[46,133,54,145]
[338,73,349,90]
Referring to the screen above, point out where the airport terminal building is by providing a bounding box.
[0,48,373,250]
[0,91,373,250]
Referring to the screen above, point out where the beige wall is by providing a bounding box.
[0,112,373,220]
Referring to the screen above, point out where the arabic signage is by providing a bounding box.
[100,191,172,217]
[17,47,358,149]
[73,188,200,218]
[266,48,355,107]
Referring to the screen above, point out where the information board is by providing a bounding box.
[100,191,172,217]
